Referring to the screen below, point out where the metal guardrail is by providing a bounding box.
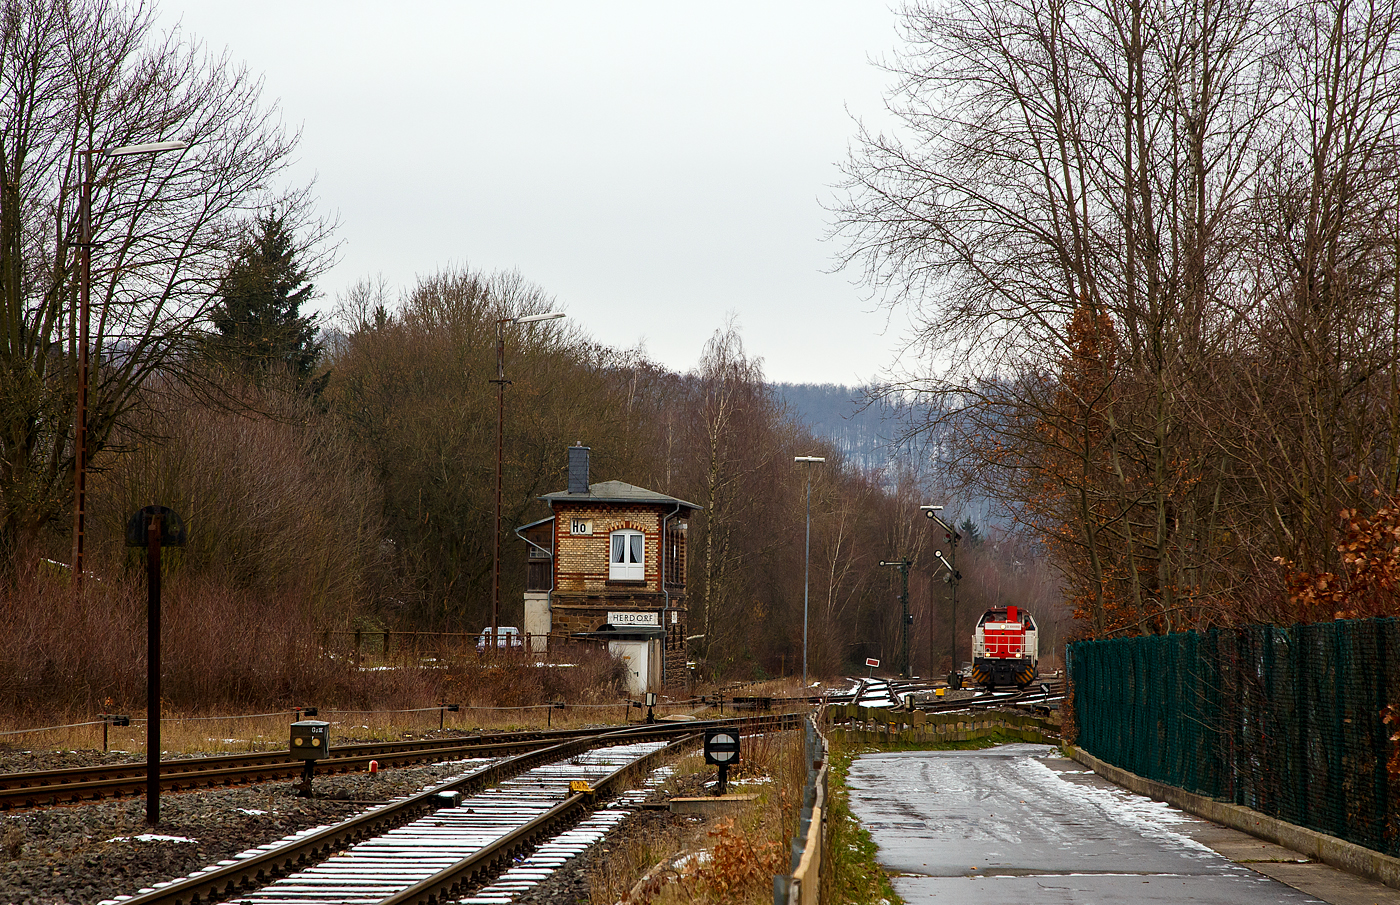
[774,714,829,905]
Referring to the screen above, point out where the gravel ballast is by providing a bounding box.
[0,743,698,905]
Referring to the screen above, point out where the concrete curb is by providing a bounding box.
[1067,745,1400,890]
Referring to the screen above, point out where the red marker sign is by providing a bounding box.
[865,657,880,668]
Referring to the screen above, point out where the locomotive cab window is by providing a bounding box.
[610,530,644,581]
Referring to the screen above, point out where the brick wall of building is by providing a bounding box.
[549,602,689,692]
[553,503,662,593]
[546,501,690,692]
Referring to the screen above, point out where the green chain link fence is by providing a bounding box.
[1070,618,1399,856]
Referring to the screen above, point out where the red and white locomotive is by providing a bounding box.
[970,605,1038,689]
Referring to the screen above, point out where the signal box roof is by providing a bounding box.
[541,480,700,511]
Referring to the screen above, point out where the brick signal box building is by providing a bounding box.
[516,445,698,691]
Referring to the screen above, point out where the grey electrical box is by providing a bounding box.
[290,720,330,760]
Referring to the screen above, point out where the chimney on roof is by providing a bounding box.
[568,444,590,494]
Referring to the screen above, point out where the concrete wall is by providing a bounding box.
[523,592,550,651]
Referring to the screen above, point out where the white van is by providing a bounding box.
[476,626,523,652]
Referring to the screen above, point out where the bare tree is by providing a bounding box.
[1225,0,1400,599]
[838,0,1400,633]
[687,320,780,669]
[0,0,323,562]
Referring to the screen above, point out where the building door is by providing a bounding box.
[609,640,649,695]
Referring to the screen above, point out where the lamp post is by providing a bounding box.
[922,505,962,677]
[491,311,565,649]
[880,558,913,678]
[794,456,825,685]
[73,140,187,596]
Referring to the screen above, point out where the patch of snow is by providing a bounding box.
[1021,757,1215,854]
[109,834,198,844]
[672,850,710,871]
[235,808,267,815]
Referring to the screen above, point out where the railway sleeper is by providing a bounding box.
[106,726,715,905]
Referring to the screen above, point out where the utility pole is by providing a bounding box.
[923,505,962,676]
[490,312,565,650]
[72,139,187,597]
[794,456,825,685]
[880,558,913,678]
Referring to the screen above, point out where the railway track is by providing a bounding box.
[828,675,1066,713]
[0,733,558,811]
[99,718,793,905]
[0,714,797,812]
[916,679,1064,714]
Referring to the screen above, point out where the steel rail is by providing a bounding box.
[912,681,1065,714]
[0,715,798,811]
[0,740,540,810]
[112,731,625,905]
[823,681,1065,722]
[113,717,796,905]
[379,733,696,905]
[0,725,630,791]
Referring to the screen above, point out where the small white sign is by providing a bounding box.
[865,657,881,668]
[570,518,593,536]
[608,611,660,627]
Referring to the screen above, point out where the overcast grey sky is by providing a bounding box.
[156,2,914,385]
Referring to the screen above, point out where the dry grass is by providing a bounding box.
[587,726,806,905]
[0,698,668,758]
[587,818,695,905]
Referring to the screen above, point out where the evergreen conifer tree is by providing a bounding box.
[959,517,984,548]
[208,213,321,383]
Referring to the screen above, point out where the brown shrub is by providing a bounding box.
[0,567,627,720]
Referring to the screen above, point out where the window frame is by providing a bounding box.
[609,529,645,581]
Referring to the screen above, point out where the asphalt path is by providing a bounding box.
[846,743,1400,905]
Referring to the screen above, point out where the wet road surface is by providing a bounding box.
[846,743,1397,904]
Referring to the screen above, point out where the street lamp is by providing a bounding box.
[491,311,565,649]
[73,140,188,595]
[922,505,962,677]
[794,456,825,685]
[879,558,913,678]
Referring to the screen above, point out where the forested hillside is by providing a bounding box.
[773,383,896,474]
[2,233,1067,715]
[26,0,1400,716]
